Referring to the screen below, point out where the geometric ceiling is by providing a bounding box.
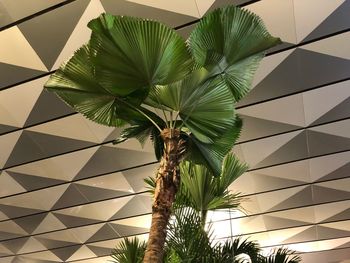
[0,0,349,262]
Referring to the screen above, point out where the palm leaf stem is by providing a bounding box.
[117,98,163,132]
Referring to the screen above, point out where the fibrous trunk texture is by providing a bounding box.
[143,128,184,263]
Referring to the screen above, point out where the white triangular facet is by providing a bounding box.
[314,200,350,223]
[270,206,315,224]
[251,49,293,87]
[8,147,98,182]
[77,171,133,192]
[0,171,26,197]
[0,220,27,235]
[52,0,106,70]
[33,213,66,234]
[28,114,101,143]
[0,26,47,71]
[252,159,309,183]
[2,184,68,211]
[17,237,49,254]
[126,0,200,17]
[293,0,345,42]
[194,0,215,16]
[303,80,350,125]
[0,130,22,168]
[70,224,104,243]
[115,214,152,228]
[0,77,46,127]
[317,177,350,193]
[247,0,297,44]
[240,130,302,167]
[57,196,132,221]
[23,250,62,261]
[309,151,350,182]
[310,119,350,138]
[302,32,350,60]
[255,185,308,212]
[68,245,96,261]
[238,93,305,126]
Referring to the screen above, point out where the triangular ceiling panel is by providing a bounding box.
[302,80,350,126]
[282,225,317,244]
[313,184,350,204]
[0,204,45,218]
[32,213,66,235]
[238,94,305,127]
[7,171,66,191]
[254,130,308,169]
[246,0,297,44]
[67,245,96,261]
[0,77,44,128]
[20,249,62,262]
[13,213,47,234]
[87,223,120,243]
[52,0,106,70]
[303,0,350,42]
[307,129,350,157]
[2,237,30,254]
[50,244,81,262]
[24,90,75,127]
[293,0,345,42]
[0,27,47,71]
[0,172,26,197]
[269,186,313,212]
[74,144,156,180]
[100,0,197,27]
[239,130,303,167]
[51,184,89,210]
[0,131,21,169]
[127,0,200,18]
[0,62,46,91]
[239,48,350,107]
[17,237,48,254]
[18,0,91,70]
[27,114,103,143]
[309,151,350,182]
[52,212,102,228]
[73,183,130,202]
[111,195,152,220]
[303,32,350,60]
[238,115,300,143]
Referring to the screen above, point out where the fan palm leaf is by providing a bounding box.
[188,6,281,102]
[110,237,146,263]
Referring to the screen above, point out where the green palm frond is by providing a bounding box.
[166,207,214,262]
[178,153,247,223]
[45,13,193,127]
[88,13,194,89]
[260,248,301,263]
[110,237,146,263]
[215,237,260,262]
[188,6,281,102]
[146,68,235,144]
[185,116,242,176]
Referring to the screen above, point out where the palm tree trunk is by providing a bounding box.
[143,128,183,263]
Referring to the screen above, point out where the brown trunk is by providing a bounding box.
[143,128,184,263]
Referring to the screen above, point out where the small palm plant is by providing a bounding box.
[44,5,281,262]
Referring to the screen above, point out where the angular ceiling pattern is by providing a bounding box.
[0,0,349,262]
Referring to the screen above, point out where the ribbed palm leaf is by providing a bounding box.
[145,153,247,225]
[260,248,301,263]
[45,6,281,262]
[110,237,146,263]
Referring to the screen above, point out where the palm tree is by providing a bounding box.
[145,153,248,226]
[44,6,281,262]
[110,208,301,263]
